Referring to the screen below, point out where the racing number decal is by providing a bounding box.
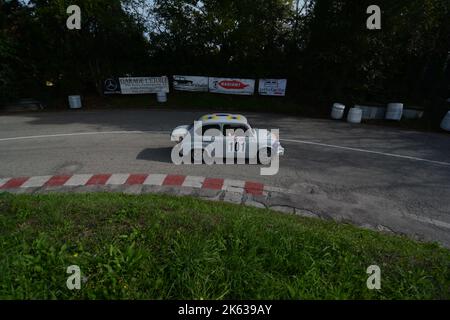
[228,137,246,153]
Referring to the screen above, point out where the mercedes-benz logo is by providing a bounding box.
[105,79,118,91]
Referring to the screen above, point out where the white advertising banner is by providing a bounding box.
[209,77,255,95]
[258,79,287,96]
[119,76,169,94]
[173,75,209,92]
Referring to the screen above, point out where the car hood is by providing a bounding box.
[172,125,190,136]
[253,128,279,141]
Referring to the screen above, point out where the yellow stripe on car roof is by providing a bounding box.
[202,114,242,121]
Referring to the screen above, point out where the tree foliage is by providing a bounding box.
[1,0,149,100]
[1,0,449,113]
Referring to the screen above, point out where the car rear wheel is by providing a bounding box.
[257,147,272,165]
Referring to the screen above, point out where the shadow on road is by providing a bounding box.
[137,147,174,163]
[136,147,263,166]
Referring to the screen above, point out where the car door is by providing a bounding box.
[194,124,222,155]
[222,123,251,160]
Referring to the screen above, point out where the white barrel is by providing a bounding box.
[347,107,363,124]
[441,111,450,132]
[331,103,345,120]
[156,91,167,103]
[68,95,82,109]
[385,103,403,120]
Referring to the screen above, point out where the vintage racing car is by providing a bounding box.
[170,113,284,163]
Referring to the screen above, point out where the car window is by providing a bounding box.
[195,124,221,137]
[223,124,250,137]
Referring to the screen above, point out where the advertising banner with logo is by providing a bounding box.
[173,75,209,92]
[258,79,287,96]
[103,78,121,95]
[119,76,169,94]
[104,77,169,95]
[209,78,255,95]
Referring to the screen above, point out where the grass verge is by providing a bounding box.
[0,192,449,299]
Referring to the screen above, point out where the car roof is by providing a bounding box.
[198,113,248,125]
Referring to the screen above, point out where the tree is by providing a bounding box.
[1,0,449,121]
[1,0,150,100]
[149,0,293,76]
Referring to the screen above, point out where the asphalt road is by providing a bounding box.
[1,109,450,246]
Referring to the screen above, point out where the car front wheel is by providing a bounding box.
[190,148,205,164]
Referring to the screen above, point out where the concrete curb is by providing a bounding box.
[13,172,443,248]
[1,173,404,238]
[0,172,323,220]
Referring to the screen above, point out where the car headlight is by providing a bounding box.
[272,140,280,148]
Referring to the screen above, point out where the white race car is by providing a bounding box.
[170,113,284,163]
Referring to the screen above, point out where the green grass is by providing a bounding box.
[0,192,449,300]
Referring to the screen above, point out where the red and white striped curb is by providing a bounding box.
[0,173,272,196]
